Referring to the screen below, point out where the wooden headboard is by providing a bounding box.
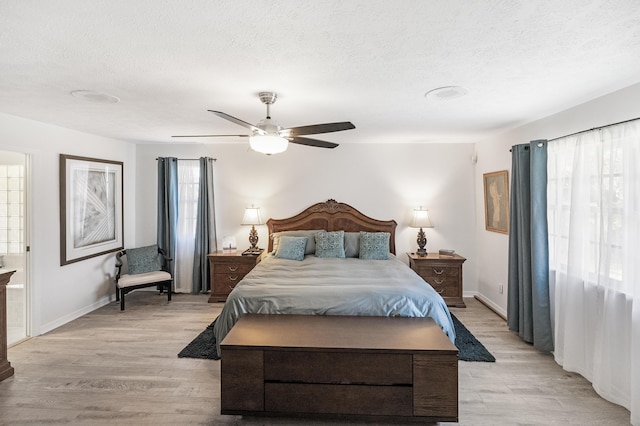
[266,199,398,254]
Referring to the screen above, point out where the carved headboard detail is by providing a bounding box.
[266,199,397,254]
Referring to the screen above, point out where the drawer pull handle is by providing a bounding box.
[228,266,239,272]
[433,268,444,275]
[437,288,445,294]
[228,275,239,281]
[434,278,445,285]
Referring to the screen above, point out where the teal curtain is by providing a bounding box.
[192,157,216,293]
[507,140,553,352]
[157,157,178,286]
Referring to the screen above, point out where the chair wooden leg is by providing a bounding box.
[120,289,125,311]
[167,282,172,301]
[115,283,120,301]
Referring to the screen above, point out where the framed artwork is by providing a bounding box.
[60,154,124,265]
[483,170,509,234]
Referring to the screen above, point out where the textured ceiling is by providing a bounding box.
[1,1,639,145]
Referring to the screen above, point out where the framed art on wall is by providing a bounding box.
[59,154,124,265]
[483,170,509,234]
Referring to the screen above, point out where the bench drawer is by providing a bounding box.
[264,351,412,385]
[265,383,413,416]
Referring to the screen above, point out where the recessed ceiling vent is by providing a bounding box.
[70,90,120,104]
[424,86,468,100]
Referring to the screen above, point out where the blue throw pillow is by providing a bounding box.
[127,245,162,274]
[359,231,390,260]
[274,236,308,261]
[315,230,346,258]
[271,230,321,254]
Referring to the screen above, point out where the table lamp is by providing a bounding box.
[241,205,263,254]
[409,207,434,256]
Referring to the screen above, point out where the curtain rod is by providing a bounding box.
[549,116,640,142]
[509,116,640,151]
[155,157,217,161]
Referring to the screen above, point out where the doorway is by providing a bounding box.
[0,151,28,346]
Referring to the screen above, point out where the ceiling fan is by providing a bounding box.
[172,92,355,154]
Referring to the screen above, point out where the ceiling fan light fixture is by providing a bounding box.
[177,92,353,151]
[249,134,288,155]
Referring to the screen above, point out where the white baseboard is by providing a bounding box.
[474,293,507,320]
[39,294,115,335]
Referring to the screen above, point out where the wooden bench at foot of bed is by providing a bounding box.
[220,314,458,422]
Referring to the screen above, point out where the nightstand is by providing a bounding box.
[208,251,262,303]
[407,252,466,308]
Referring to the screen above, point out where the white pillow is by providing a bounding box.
[344,232,360,258]
[271,230,322,254]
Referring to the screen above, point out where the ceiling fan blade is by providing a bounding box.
[208,110,264,133]
[286,122,355,136]
[289,136,339,149]
[172,134,249,138]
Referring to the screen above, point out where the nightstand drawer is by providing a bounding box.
[213,263,254,275]
[213,272,247,294]
[208,252,262,302]
[407,252,466,308]
[427,278,459,297]
[417,265,459,279]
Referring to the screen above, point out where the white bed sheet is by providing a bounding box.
[213,253,456,354]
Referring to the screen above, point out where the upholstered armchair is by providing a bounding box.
[114,245,173,310]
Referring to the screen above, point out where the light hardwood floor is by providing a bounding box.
[1,293,631,425]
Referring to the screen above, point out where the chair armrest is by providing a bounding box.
[115,250,126,267]
[158,248,173,262]
[115,250,126,281]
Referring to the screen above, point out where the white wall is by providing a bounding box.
[0,112,136,335]
[5,81,639,335]
[474,82,640,316]
[135,142,478,291]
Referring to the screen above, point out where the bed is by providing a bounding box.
[212,199,456,355]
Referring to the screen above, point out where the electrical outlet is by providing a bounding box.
[498,283,504,294]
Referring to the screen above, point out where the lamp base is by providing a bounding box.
[416,227,428,257]
[248,225,259,249]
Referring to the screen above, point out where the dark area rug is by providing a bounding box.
[451,313,496,362]
[178,314,495,362]
[178,319,220,360]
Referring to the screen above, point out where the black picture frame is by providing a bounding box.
[59,154,124,265]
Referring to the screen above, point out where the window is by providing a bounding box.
[0,165,24,254]
[548,121,639,294]
[174,160,200,293]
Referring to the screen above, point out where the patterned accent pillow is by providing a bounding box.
[127,245,161,275]
[359,231,390,260]
[271,230,321,254]
[274,236,308,261]
[315,230,346,258]
[344,232,360,258]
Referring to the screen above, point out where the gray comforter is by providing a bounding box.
[213,253,456,355]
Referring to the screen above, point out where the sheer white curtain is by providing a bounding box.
[548,120,640,424]
[174,160,200,293]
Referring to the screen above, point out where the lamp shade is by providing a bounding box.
[241,206,263,226]
[249,135,288,155]
[409,208,434,228]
